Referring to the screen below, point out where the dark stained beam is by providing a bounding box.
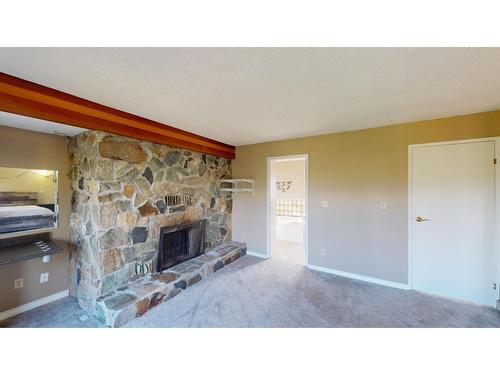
[0,72,235,159]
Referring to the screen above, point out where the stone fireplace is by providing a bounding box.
[157,220,205,272]
[68,130,234,320]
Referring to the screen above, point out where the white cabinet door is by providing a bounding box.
[286,222,303,243]
[276,220,286,240]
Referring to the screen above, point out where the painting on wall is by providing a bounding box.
[276,180,292,193]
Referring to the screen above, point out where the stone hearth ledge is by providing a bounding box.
[94,241,246,327]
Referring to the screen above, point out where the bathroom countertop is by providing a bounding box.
[0,239,65,265]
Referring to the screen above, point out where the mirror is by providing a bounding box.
[0,167,58,235]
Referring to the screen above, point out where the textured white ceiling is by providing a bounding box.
[0,111,84,137]
[1,48,500,145]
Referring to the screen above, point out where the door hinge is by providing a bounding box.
[494,158,497,165]
[493,282,497,290]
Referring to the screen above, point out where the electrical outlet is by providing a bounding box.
[320,249,327,256]
[40,272,49,283]
[14,278,24,290]
[320,200,329,208]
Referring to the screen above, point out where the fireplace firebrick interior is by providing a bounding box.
[157,220,206,272]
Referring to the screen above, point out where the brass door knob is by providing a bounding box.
[416,216,430,222]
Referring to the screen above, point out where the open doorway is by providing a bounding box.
[267,155,308,265]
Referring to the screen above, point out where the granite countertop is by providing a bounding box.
[0,239,65,265]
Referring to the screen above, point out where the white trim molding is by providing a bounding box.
[307,264,410,290]
[0,289,69,322]
[245,251,270,259]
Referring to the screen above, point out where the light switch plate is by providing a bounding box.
[14,278,24,290]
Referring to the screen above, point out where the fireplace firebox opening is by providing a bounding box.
[157,219,206,272]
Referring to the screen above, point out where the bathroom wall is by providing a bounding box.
[275,159,306,200]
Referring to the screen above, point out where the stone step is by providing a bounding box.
[94,241,246,327]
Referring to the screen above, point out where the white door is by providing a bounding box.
[412,141,496,306]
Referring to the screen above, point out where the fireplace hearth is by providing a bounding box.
[157,220,206,272]
[95,241,246,327]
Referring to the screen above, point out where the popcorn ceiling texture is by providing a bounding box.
[68,130,232,317]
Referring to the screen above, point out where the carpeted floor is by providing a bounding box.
[2,255,500,328]
[0,295,105,328]
[126,255,500,328]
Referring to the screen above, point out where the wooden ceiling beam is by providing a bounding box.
[0,72,236,159]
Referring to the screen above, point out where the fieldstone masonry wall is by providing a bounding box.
[68,130,232,316]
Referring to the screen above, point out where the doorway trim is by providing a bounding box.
[408,136,500,306]
[266,154,309,264]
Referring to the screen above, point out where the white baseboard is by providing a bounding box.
[0,289,69,322]
[245,251,270,259]
[307,264,410,290]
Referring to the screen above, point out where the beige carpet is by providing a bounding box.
[125,255,500,328]
[3,255,500,328]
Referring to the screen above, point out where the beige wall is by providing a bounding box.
[0,125,71,313]
[0,167,58,205]
[275,159,306,200]
[232,110,500,284]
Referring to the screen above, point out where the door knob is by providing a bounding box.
[416,216,430,222]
